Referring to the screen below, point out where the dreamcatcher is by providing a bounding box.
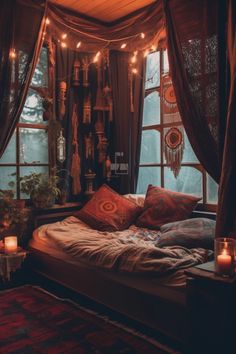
[162,74,184,178]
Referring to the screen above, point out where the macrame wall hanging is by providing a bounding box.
[162,74,184,178]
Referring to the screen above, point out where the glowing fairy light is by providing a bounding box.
[45,17,50,25]
[132,68,138,74]
[9,48,16,59]
[76,41,81,48]
[61,42,67,48]
[140,32,145,39]
[93,51,101,63]
[143,49,149,57]
[61,33,67,40]
[120,43,127,49]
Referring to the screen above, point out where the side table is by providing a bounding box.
[0,248,28,284]
[185,261,236,354]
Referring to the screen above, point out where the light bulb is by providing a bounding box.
[61,33,67,40]
[61,42,67,48]
[45,17,50,25]
[132,68,138,74]
[9,49,16,59]
[140,32,145,39]
[120,43,127,49]
[76,41,81,48]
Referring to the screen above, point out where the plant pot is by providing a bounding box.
[14,199,26,209]
[32,194,55,209]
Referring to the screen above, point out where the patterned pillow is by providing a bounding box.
[158,218,216,249]
[75,185,142,231]
[136,185,201,229]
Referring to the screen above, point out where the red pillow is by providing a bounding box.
[136,185,201,229]
[75,184,142,231]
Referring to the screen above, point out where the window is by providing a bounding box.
[137,50,218,211]
[0,47,49,199]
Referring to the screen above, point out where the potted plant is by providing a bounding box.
[20,173,61,208]
[0,189,30,244]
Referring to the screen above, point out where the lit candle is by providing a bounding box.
[4,236,18,254]
[217,248,232,275]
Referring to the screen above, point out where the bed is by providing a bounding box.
[29,209,214,343]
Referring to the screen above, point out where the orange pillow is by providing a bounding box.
[75,185,142,231]
[136,185,201,229]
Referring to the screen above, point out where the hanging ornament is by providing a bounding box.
[59,81,67,119]
[82,56,90,87]
[83,91,91,124]
[164,127,184,178]
[57,129,66,163]
[162,74,184,177]
[72,60,81,86]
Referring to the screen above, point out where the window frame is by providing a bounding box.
[138,49,217,212]
[0,47,50,199]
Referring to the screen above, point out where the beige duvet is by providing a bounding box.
[34,216,212,275]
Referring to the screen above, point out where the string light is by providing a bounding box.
[132,68,138,74]
[61,33,67,39]
[93,51,101,63]
[120,43,127,49]
[45,17,50,25]
[144,49,149,57]
[9,48,16,59]
[140,32,145,39]
[131,50,138,64]
[61,42,67,48]
[76,41,81,48]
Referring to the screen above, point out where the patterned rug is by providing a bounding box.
[0,285,179,354]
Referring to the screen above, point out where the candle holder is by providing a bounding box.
[214,238,235,277]
[4,236,18,254]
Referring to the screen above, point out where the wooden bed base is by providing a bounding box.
[29,248,187,344]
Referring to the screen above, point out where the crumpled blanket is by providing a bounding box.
[35,216,212,275]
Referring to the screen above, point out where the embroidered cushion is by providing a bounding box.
[75,185,142,231]
[158,218,216,249]
[136,185,201,229]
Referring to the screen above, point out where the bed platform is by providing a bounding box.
[29,247,187,343]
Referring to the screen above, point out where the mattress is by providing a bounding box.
[29,222,187,303]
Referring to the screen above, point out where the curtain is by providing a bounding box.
[110,51,144,194]
[216,0,236,236]
[47,1,164,53]
[110,51,131,194]
[0,0,47,158]
[165,0,236,236]
[130,56,145,193]
[164,0,221,183]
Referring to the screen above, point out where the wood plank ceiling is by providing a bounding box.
[49,0,156,23]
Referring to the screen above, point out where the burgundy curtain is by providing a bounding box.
[0,0,47,158]
[165,0,236,236]
[216,0,236,237]
[110,51,144,194]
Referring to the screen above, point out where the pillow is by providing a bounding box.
[157,218,216,249]
[136,185,201,229]
[75,184,142,231]
[123,194,145,207]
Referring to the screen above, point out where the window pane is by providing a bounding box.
[137,167,161,194]
[143,91,160,126]
[20,89,47,124]
[19,128,48,164]
[0,167,16,195]
[145,52,160,89]
[163,50,169,74]
[140,130,160,164]
[182,131,199,163]
[20,166,49,199]
[164,166,202,198]
[207,174,218,204]
[0,132,16,163]
[31,47,48,87]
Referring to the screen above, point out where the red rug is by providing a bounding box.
[0,285,176,354]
